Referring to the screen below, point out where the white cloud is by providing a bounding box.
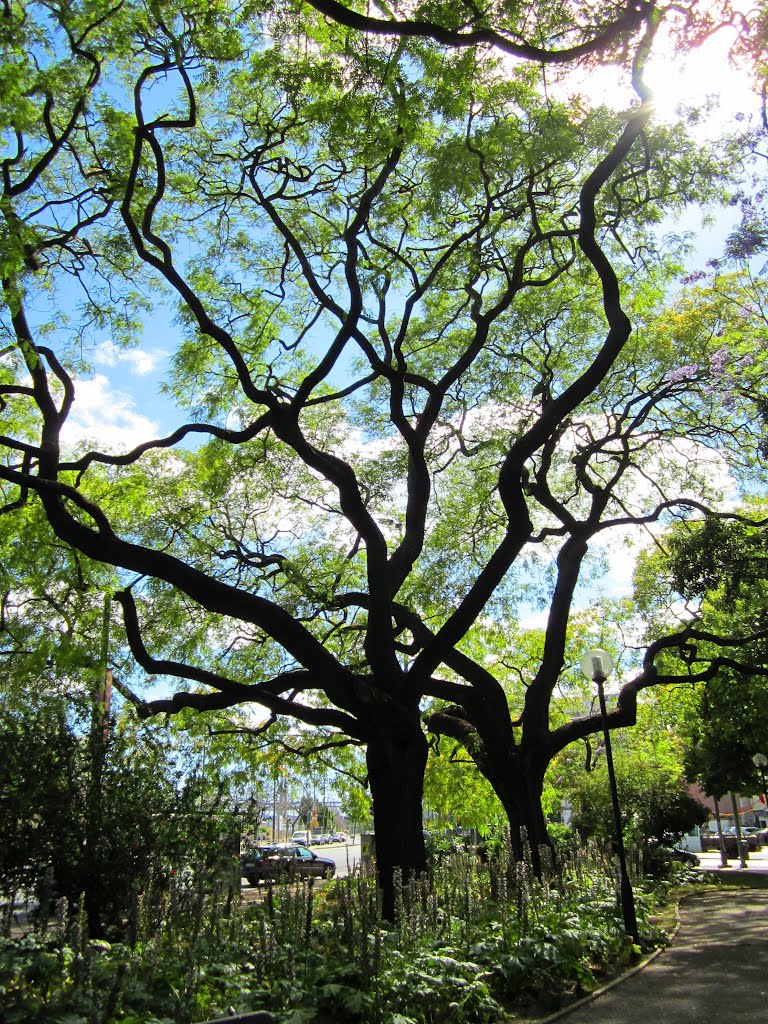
[61,374,160,453]
[93,340,168,377]
[517,607,550,631]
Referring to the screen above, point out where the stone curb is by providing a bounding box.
[532,894,687,1024]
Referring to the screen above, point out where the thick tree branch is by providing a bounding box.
[116,589,365,738]
[304,0,652,65]
[550,625,768,756]
[0,460,352,690]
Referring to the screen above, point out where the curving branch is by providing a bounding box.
[303,0,653,65]
[62,416,272,474]
[0,458,352,691]
[407,102,653,686]
[550,624,768,756]
[116,588,366,738]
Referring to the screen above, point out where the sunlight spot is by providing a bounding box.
[554,4,759,136]
[643,23,755,130]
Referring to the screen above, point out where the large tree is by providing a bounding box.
[1,0,766,913]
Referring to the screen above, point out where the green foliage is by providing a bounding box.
[0,699,83,903]
[0,837,673,1024]
[1,0,766,918]
[0,701,244,939]
[567,715,709,848]
[664,501,768,615]
[546,822,581,858]
[633,496,768,799]
[423,743,504,830]
[0,498,122,699]
[682,675,768,798]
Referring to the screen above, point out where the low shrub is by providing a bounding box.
[0,838,675,1024]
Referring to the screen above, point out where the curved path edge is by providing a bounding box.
[534,896,684,1024]
[534,885,768,1024]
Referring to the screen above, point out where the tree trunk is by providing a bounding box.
[485,755,551,875]
[427,705,552,876]
[713,797,729,867]
[365,707,428,920]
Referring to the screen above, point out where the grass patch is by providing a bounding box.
[647,898,679,936]
[701,870,768,889]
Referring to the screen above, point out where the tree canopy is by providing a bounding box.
[634,496,768,799]
[2,0,767,911]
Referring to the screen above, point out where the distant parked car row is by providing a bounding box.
[240,844,336,885]
[701,826,767,856]
[728,826,767,840]
[290,831,350,846]
[314,832,350,845]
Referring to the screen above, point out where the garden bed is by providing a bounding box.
[0,845,684,1024]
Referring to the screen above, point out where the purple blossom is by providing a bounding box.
[665,365,698,383]
[680,270,706,285]
[709,348,729,374]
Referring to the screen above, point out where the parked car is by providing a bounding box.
[724,827,761,851]
[330,833,349,843]
[315,833,331,845]
[740,828,764,846]
[270,844,336,880]
[240,844,335,885]
[646,842,700,874]
[240,847,268,885]
[668,845,701,867]
[291,830,312,845]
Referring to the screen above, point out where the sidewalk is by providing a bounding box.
[697,845,768,875]
[541,881,768,1022]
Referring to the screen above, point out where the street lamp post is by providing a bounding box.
[753,752,768,811]
[581,648,639,943]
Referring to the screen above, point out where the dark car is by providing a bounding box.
[668,845,701,867]
[240,844,335,885]
[646,842,700,874]
[240,847,267,884]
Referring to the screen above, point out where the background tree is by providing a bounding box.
[1,0,766,915]
[0,695,248,939]
[423,738,505,832]
[0,508,272,936]
[634,497,768,802]
[567,705,709,856]
[683,679,768,800]
[0,696,82,924]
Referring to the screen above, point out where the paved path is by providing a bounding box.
[546,887,768,1023]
